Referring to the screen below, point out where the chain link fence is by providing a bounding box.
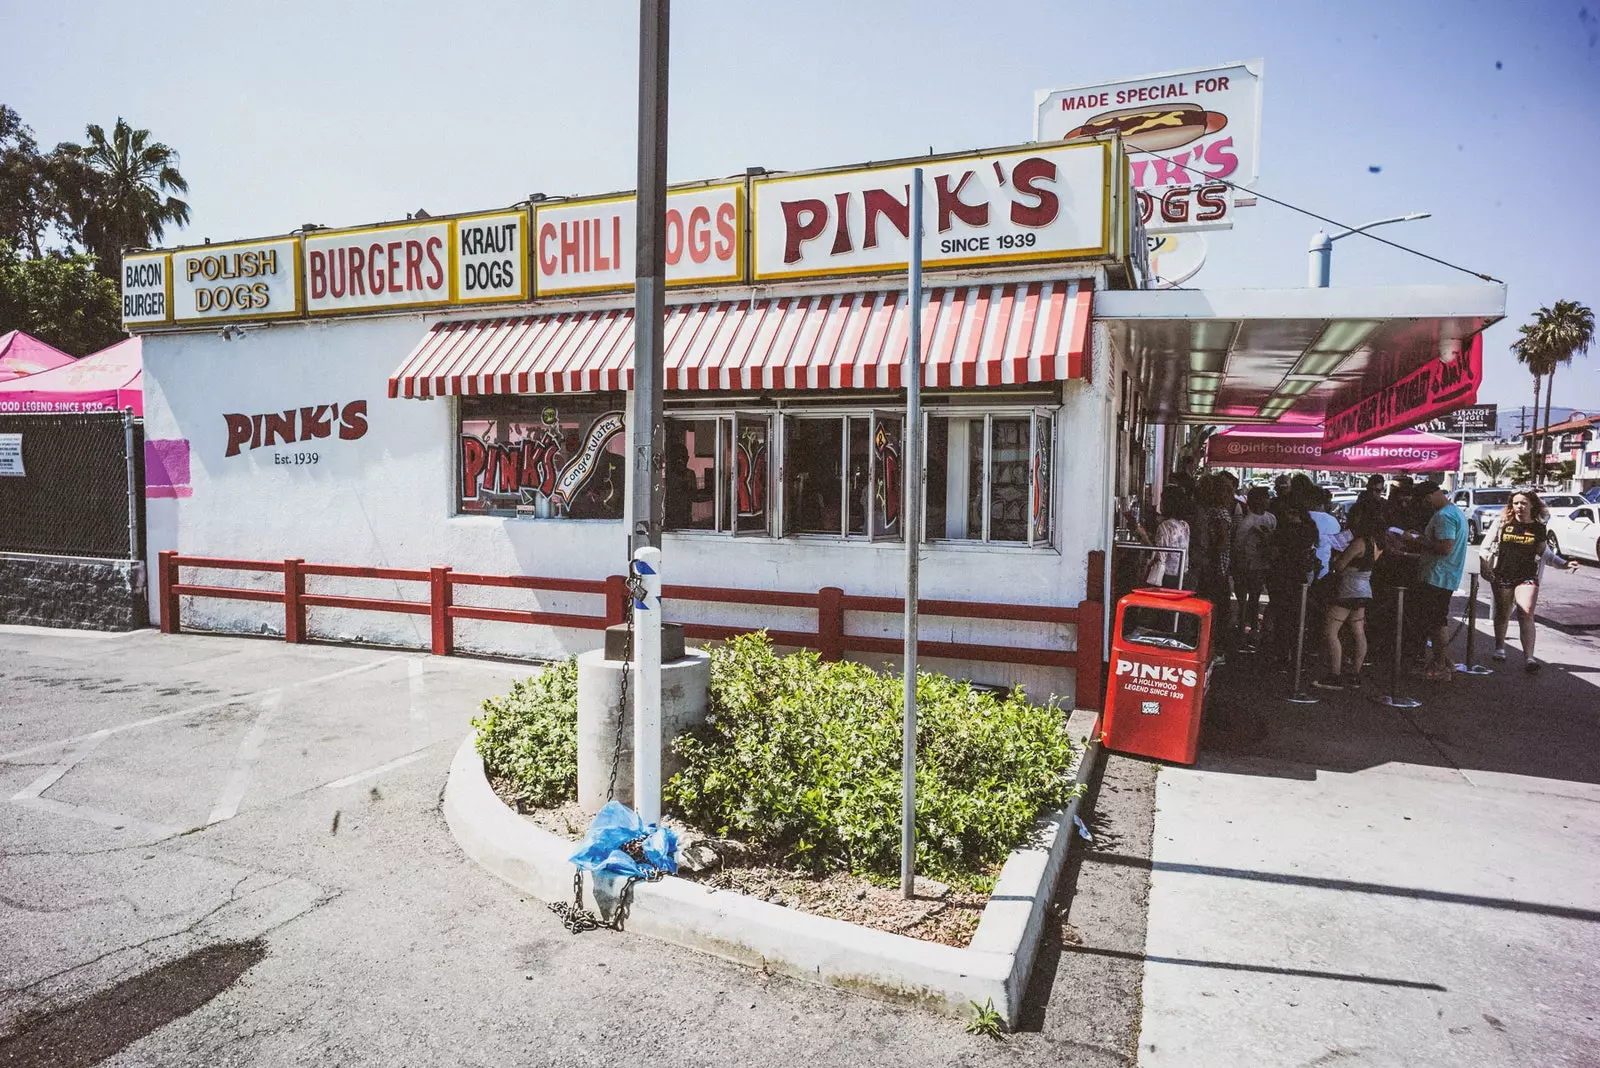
[0,412,143,559]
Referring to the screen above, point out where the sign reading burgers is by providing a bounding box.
[1035,61,1262,236]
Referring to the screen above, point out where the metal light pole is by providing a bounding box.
[1308,213,1431,287]
[631,0,669,824]
[900,169,925,899]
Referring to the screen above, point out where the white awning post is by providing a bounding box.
[900,168,924,900]
[631,545,663,824]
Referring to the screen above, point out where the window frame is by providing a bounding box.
[453,392,627,521]
[663,408,777,538]
[920,404,1059,549]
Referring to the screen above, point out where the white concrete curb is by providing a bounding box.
[443,709,1101,1025]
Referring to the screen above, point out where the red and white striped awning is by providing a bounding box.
[388,280,1092,399]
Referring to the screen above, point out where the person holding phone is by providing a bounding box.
[1480,489,1579,672]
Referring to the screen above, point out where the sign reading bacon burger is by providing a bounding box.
[1035,61,1262,234]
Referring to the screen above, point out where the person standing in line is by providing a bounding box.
[1191,473,1236,649]
[1313,506,1384,690]
[1412,480,1470,681]
[1233,486,1277,648]
[1145,483,1194,589]
[1479,489,1580,672]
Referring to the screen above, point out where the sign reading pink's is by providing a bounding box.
[1323,335,1482,450]
[0,337,141,415]
[0,330,74,383]
[1208,425,1460,472]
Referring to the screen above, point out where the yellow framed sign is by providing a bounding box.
[751,142,1114,282]
[534,182,744,297]
[121,253,174,327]
[172,237,302,322]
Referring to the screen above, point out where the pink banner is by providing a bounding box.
[1323,335,1482,450]
[1208,426,1461,472]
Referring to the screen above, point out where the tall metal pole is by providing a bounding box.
[631,0,669,823]
[900,169,924,899]
[631,0,668,554]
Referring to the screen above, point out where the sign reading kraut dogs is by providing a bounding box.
[1035,61,1262,233]
[751,142,1117,281]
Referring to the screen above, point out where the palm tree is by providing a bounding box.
[1506,451,1536,486]
[1516,301,1595,483]
[56,118,189,281]
[1473,456,1510,486]
[1511,322,1556,481]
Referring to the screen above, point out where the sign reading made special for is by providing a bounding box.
[1036,61,1263,233]
[173,238,302,321]
[751,142,1115,282]
[533,184,742,296]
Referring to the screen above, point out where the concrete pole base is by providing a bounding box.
[576,648,710,814]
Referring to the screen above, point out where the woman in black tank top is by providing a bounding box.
[1484,490,1579,672]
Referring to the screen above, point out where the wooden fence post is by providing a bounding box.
[604,574,628,627]
[283,558,306,643]
[158,550,180,634]
[430,566,453,656]
[817,586,844,661]
[1076,600,1104,711]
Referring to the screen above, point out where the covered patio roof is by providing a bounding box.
[1095,284,1506,425]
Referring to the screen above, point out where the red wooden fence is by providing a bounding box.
[157,550,1105,694]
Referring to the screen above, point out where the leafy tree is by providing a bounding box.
[56,118,189,282]
[1512,323,1556,479]
[1473,455,1510,486]
[0,105,59,258]
[1549,458,1576,486]
[1514,301,1595,483]
[0,241,123,355]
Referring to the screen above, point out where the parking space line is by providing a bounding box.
[13,795,183,839]
[206,692,283,825]
[322,747,434,790]
[10,734,108,801]
[0,656,402,764]
[408,659,431,748]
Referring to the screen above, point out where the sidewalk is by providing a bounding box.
[1133,587,1600,1068]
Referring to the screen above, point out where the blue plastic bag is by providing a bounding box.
[569,800,679,879]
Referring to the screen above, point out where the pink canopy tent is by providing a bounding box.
[0,330,75,383]
[1207,424,1460,473]
[0,336,141,416]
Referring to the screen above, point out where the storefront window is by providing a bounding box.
[782,413,902,539]
[664,413,773,535]
[458,395,625,519]
[926,410,1054,545]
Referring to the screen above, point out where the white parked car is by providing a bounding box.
[1548,503,1600,563]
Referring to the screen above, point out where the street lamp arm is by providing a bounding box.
[1328,212,1432,243]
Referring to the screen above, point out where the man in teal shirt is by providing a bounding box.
[1415,480,1468,679]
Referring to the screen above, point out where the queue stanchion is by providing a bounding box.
[1374,585,1422,709]
[1285,581,1319,705]
[1455,573,1493,676]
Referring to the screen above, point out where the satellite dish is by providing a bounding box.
[1146,231,1208,289]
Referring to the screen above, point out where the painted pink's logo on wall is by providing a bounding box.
[1036,61,1263,234]
[223,401,368,458]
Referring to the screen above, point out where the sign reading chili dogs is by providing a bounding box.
[751,141,1120,282]
[1323,335,1483,451]
[1035,61,1262,234]
[534,184,742,296]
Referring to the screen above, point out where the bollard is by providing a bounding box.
[1285,581,1319,705]
[1373,585,1422,709]
[1455,573,1493,676]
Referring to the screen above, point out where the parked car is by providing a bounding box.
[1541,493,1588,512]
[1452,487,1513,542]
[1548,502,1600,563]
[1584,486,1600,504]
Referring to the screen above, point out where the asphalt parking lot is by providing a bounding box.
[0,626,1149,1067]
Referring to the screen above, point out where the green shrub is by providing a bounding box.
[665,633,1080,886]
[471,657,580,808]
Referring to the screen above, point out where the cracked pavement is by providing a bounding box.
[0,626,1147,1066]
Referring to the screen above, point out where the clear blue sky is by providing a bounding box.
[5,0,1598,410]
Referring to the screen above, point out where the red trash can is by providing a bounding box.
[1102,588,1213,765]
